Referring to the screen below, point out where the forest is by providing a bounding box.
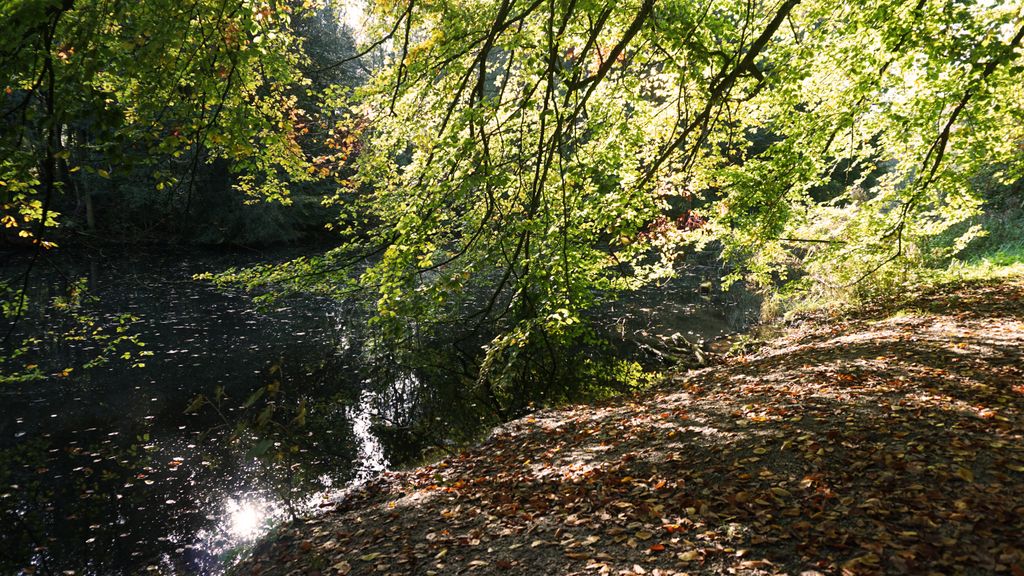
[1,0,1023,574]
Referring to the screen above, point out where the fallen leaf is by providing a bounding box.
[678,550,700,562]
[953,466,974,482]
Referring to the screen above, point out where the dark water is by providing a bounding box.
[0,248,753,575]
[1,249,413,576]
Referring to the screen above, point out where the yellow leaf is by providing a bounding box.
[678,550,700,562]
[953,467,974,482]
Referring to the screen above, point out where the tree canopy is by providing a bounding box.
[332,0,1023,387]
[3,0,1023,393]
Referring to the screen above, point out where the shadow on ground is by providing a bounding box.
[240,279,1024,576]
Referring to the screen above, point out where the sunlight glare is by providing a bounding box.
[226,499,264,539]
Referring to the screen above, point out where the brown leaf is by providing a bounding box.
[841,553,879,575]
[953,467,974,482]
[738,559,774,569]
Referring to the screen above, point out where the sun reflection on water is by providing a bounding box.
[197,495,285,563]
[226,499,265,539]
[195,387,400,571]
[350,389,390,484]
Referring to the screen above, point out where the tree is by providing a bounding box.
[4,0,1023,402]
[293,0,1023,397]
[0,0,328,376]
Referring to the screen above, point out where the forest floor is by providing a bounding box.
[237,278,1024,576]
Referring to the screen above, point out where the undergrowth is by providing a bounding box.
[762,191,1024,323]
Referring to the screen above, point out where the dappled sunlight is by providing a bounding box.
[238,279,1024,576]
[6,0,1023,572]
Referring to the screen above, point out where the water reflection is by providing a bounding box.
[1,249,397,575]
[225,498,274,540]
[349,390,389,485]
[0,248,753,575]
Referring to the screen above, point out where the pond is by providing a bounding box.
[0,247,755,575]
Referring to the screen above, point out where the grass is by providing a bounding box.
[762,236,1024,325]
[942,243,1024,282]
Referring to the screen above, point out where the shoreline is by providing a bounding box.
[234,277,1024,576]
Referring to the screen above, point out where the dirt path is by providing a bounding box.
[237,279,1024,576]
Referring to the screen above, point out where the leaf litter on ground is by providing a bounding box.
[237,278,1024,576]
